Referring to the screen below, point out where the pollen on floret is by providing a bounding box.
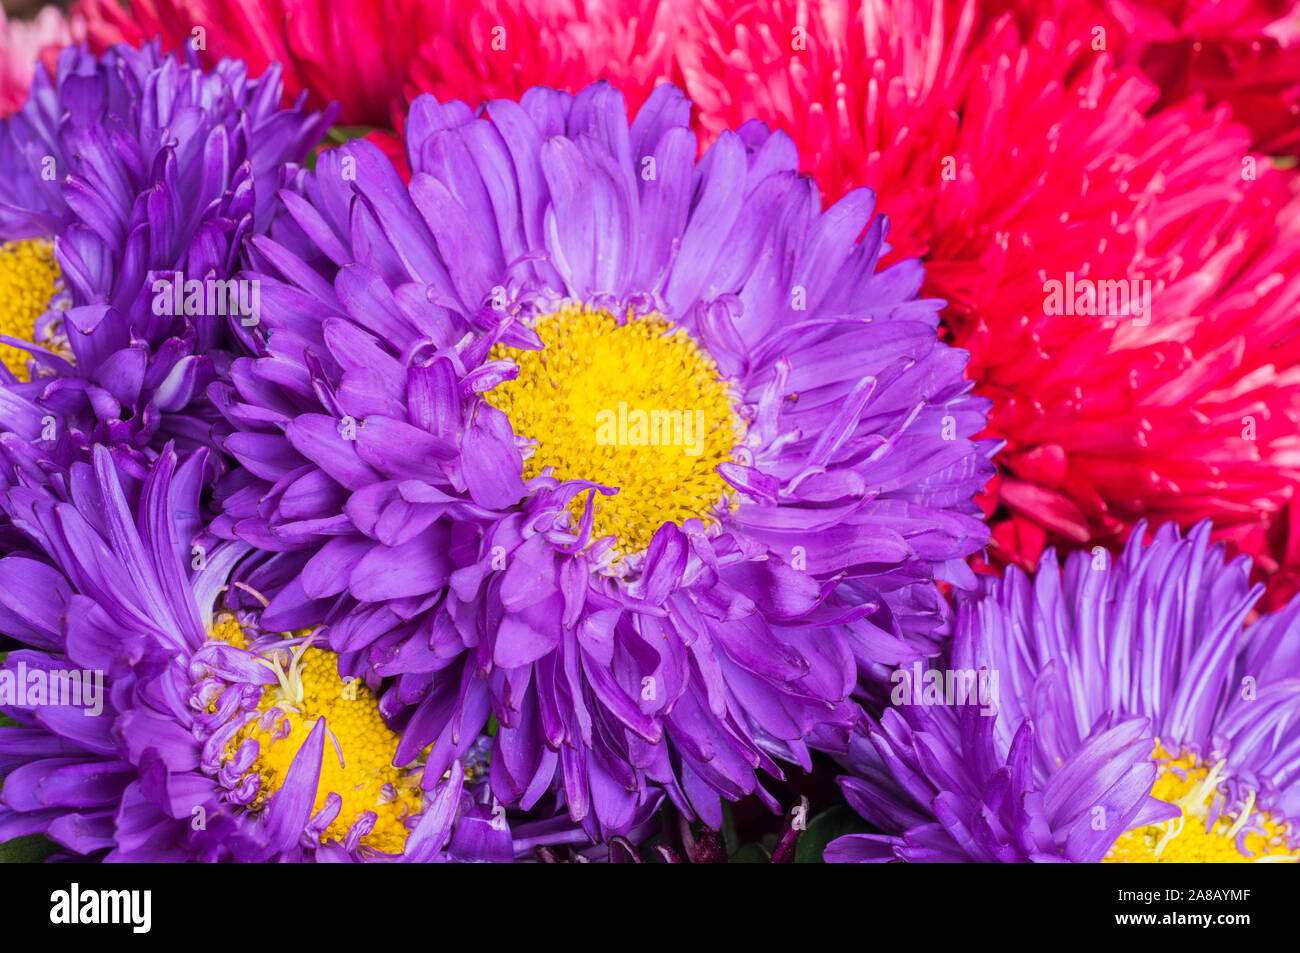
[0,239,62,380]
[1105,745,1300,863]
[224,634,424,856]
[209,614,249,649]
[486,303,744,557]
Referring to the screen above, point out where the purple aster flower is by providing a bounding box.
[827,520,1300,863]
[0,41,332,466]
[0,442,602,861]
[214,82,994,837]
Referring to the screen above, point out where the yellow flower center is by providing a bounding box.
[218,627,423,855]
[486,304,743,556]
[1105,746,1300,863]
[0,239,61,381]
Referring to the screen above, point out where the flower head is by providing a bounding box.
[215,82,994,836]
[828,520,1300,862]
[0,42,332,466]
[0,441,580,861]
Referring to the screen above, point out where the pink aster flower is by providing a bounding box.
[1264,501,1300,614]
[78,0,685,129]
[402,0,681,117]
[76,0,441,126]
[1008,0,1300,155]
[0,6,83,117]
[676,0,971,250]
[679,0,1300,584]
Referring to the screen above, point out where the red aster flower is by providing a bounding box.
[679,0,1300,578]
[0,6,82,116]
[1261,501,1300,613]
[78,0,683,127]
[1003,0,1300,156]
[76,0,440,126]
[402,0,681,117]
[676,0,977,261]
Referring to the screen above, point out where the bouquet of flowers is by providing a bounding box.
[0,0,1297,870]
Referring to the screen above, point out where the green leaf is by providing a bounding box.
[326,125,377,145]
[727,842,772,863]
[306,126,379,171]
[720,802,739,855]
[794,804,874,863]
[0,834,57,864]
